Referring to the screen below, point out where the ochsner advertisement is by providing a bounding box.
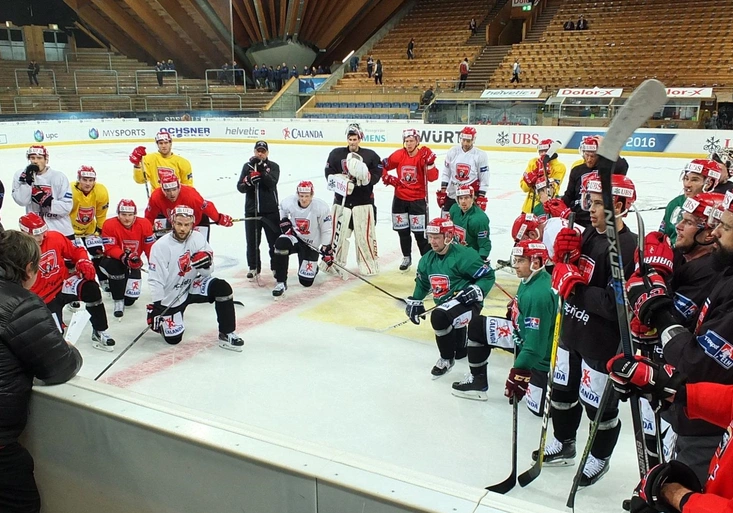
[1,119,732,157]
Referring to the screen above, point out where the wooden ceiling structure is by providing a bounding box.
[64,0,409,77]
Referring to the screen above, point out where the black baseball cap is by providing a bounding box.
[254,140,268,151]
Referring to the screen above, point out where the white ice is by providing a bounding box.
[0,140,691,512]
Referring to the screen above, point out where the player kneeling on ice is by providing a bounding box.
[448,185,491,262]
[19,212,116,351]
[453,240,557,406]
[99,199,155,319]
[405,218,495,379]
[147,205,243,352]
[272,181,333,297]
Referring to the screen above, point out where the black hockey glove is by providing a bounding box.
[191,250,213,270]
[455,284,483,306]
[633,461,701,513]
[405,297,425,325]
[320,244,334,267]
[607,354,686,410]
[21,164,38,186]
[279,217,293,235]
[146,302,165,332]
[30,186,52,207]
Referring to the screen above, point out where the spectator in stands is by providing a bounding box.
[511,59,521,83]
[309,66,317,76]
[166,59,175,72]
[374,59,383,85]
[421,86,435,106]
[27,60,39,86]
[350,54,359,72]
[274,65,282,90]
[232,61,242,85]
[407,38,415,60]
[458,57,469,90]
[316,65,325,74]
[251,64,260,88]
[709,110,720,129]
[563,20,575,30]
[290,65,299,79]
[576,15,588,30]
[302,65,309,78]
[155,61,165,86]
[280,63,289,88]
[266,66,275,90]
[367,55,374,78]
[469,18,477,36]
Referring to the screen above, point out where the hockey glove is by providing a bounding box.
[633,461,701,513]
[475,195,488,211]
[607,354,686,406]
[279,217,294,235]
[31,186,52,208]
[21,164,38,186]
[504,367,531,403]
[543,198,571,219]
[630,317,659,345]
[320,244,334,266]
[121,251,143,270]
[553,227,582,264]
[405,297,426,325]
[436,189,447,208]
[551,263,585,299]
[346,153,369,183]
[147,302,165,333]
[626,270,673,326]
[522,169,541,188]
[191,250,213,270]
[418,146,437,167]
[243,170,261,187]
[382,173,399,187]
[76,259,96,281]
[217,214,233,227]
[455,284,483,305]
[129,146,147,166]
[637,231,674,278]
[248,156,262,167]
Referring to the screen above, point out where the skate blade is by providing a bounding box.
[92,342,115,353]
[218,341,243,352]
[431,369,453,380]
[541,458,575,467]
[451,389,488,401]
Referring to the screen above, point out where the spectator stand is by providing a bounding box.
[73,70,120,95]
[14,68,57,93]
[78,95,132,112]
[135,69,179,94]
[65,51,113,73]
[204,68,246,93]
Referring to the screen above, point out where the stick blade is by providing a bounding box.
[597,79,667,163]
[486,474,516,494]
[517,464,540,487]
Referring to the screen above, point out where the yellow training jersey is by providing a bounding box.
[519,157,567,213]
[71,181,110,236]
[133,153,194,189]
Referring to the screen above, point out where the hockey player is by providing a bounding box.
[538,172,638,486]
[272,181,333,297]
[236,140,281,280]
[381,128,439,270]
[437,126,489,215]
[70,165,109,285]
[100,199,155,318]
[405,217,495,378]
[453,240,556,408]
[559,135,629,228]
[324,123,382,275]
[12,145,74,237]
[659,159,723,245]
[145,171,233,240]
[19,212,116,351]
[520,139,566,214]
[147,205,244,351]
[129,130,193,191]
[448,185,491,261]
[511,210,584,275]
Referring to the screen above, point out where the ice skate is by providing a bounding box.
[246,269,258,281]
[272,282,287,299]
[91,330,115,352]
[430,358,454,379]
[578,454,610,487]
[531,437,576,466]
[113,300,124,320]
[399,256,412,271]
[100,279,111,293]
[451,373,488,401]
[219,332,244,352]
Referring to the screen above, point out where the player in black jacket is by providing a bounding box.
[237,140,281,280]
[560,135,629,228]
[540,172,638,487]
[0,229,82,512]
[323,123,383,275]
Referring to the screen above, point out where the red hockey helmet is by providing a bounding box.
[511,213,545,241]
[682,158,723,192]
[538,139,554,153]
[402,128,420,144]
[455,185,474,197]
[155,130,172,143]
[426,217,454,238]
[459,126,477,142]
[582,173,637,214]
[26,145,48,160]
[77,165,96,180]
[170,204,195,223]
[159,169,180,190]
[19,212,48,236]
[346,123,364,140]
[511,239,550,265]
[117,199,137,215]
[296,180,314,194]
[579,135,602,153]
[681,192,725,229]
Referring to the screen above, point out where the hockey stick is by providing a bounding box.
[494,281,514,300]
[232,216,262,223]
[566,79,667,510]
[356,303,440,333]
[94,282,192,381]
[518,213,575,488]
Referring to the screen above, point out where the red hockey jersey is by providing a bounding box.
[382,148,439,202]
[101,217,155,260]
[144,185,221,226]
[31,230,88,303]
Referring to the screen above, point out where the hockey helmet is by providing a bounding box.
[680,192,724,229]
[77,165,96,180]
[511,212,545,241]
[455,185,474,197]
[159,170,180,190]
[511,239,550,266]
[581,173,637,215]
[712,190,733,224]
[459,126,477,142]
[426,217,454,238]
[170,204,195,223]
[346,123,364,140]
[710,148,733,172]
[19,212,48,236]
[296,180,314,195]
[402,128,420,144]
[579,135,602,153]
[117,199,137,215]
[155,130,172,143]
[26,145,48,160]
[682,158,723,192]
[538,139,554,153]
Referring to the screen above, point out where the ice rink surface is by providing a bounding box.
[0,139,692,512]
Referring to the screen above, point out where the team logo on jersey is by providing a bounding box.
[455,163,471,181]
[696,330,733,369]
[76,206,95,225]
[524,317,540,330]
[453,225,466,244]
[577,255,595,282]
[177,251,192,276]
[581,368,592,387]
[157,166,176,179]
[429,274,451,299]
[123,240,140,253]
[39,250,60,277]
[295,218,311,235]
[400,165,417,184]
[673,292,698,321]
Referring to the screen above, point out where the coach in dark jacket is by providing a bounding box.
[0,229,82,513]
[237,140,281,278]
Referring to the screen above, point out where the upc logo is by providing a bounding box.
[34,130,44,142]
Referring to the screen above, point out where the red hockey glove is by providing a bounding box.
[523,169,541,188]
[121,251,143,270]
[76,259,96,281]
[382,173,399,187]
[243,170,261,187]
[31,186,53,208]
[418,146,437,167]
[551,263,585,299]
[217,214,234,227]
[504,367,531,403]
[129,146,147,166]
[476,195,488,211]
[630,317,659,344]
[636,231,674,278]
[320,244,334,266]
[191,250,213,270]
[626,270,673,325]
[553,227,582,264]
[633,461,701,512]
[544,198,571,219]
[607,354,686,404]
[436,189,447,208]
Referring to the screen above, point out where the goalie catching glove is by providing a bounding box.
[346,152,370,184]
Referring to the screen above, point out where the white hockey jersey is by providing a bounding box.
[11,167,74,236]
[148,230,213,307]
[440,146,490,199]
[279,195,333,248]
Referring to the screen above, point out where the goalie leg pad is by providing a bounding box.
[351,204,378,275]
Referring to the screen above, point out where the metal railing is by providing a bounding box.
[14,69,57,93]
[65,52,113,73]
[79,95,132,112]
[204,69,246,94]
[73,69,120,94]
[13,95,62,113]
[135,69,179,94]
[140,95,191,111]
[202,94,243,110]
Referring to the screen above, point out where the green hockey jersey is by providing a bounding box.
[510,270,557,373]
[448,203,492,260]
[659,194,685,246]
